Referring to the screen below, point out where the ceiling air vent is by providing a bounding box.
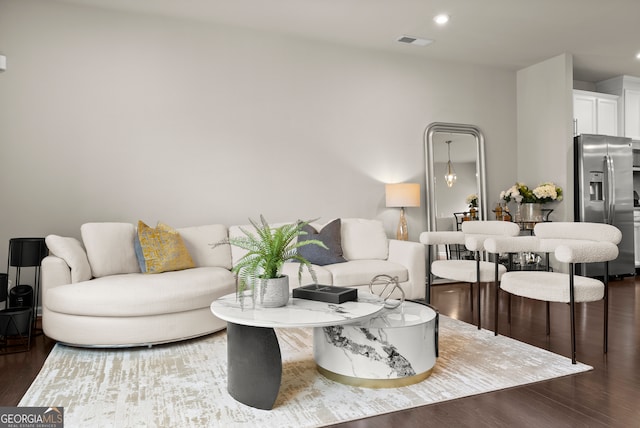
[397,36,433,46]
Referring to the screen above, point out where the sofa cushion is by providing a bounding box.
[81,223,140,278]
[297,219,347,266]
[323,259,407,287]
[341,218,389,260]
[45,267,235,317]
[137,221,195,274]
[44,235,92,283]
[433,260,507,283]
[177,224,231,270]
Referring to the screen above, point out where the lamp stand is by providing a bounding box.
[396,207,408,240]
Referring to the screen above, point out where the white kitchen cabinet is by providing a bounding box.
[624,89,640,140]
[596,75,640,140]
[573,90,619,136]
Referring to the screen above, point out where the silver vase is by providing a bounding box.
[521,203,543,222]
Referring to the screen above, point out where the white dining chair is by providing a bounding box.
[485,222,621,364]
[420,220,520,330]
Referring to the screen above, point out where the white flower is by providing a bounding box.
[501,181,563,205]
[466,193,478,208]
[533,182,562,202]
[503,185,523,203]
[533,185,556,200]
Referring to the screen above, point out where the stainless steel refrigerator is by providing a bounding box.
[574,134,635,277]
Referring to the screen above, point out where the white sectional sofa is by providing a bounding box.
[42,222,235,347]
[41,218,425,347]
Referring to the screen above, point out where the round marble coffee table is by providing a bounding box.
[314,300,439,387]
[211,292,384,410]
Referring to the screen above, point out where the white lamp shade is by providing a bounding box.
[385,183,421,208]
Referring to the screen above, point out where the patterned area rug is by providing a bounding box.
[20,316,591,427]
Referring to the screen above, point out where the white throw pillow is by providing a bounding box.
[177,224,232,270]
[340,218,389,260]
[81,222,140,278]
[45,235,92,283]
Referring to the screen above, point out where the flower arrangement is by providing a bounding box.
[500,182,528,203]
[500,182,563,204]
[532,182,563,203]
[466,193,478,209]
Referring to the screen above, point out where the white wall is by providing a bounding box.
[516,53,574,221]
[0,0,517,267]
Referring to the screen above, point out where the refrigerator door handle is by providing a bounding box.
[605,154,616,225]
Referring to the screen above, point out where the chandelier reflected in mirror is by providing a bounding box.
[444,140,457,188]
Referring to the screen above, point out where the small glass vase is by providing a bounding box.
[514,203,522,222]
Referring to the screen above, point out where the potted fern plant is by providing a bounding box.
[218,215,327,308]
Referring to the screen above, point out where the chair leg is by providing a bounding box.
[476,252,481,330]
[569,263,576,365]
[494,256,499,336]
[477,281,481,330]
[545,253,551,340]
[604,261,609,354]
[546,302,550,336]
[426,246,432,304]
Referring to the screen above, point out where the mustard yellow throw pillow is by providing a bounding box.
[136,221,195,274]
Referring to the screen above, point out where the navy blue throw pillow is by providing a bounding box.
[297,218,347,266]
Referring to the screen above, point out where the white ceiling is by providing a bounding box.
[55,0,640,83]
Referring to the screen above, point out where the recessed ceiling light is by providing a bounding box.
[636,52,640,60]
[433,14,450,25]
[397,36,434,47]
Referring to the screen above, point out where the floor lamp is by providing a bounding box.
[385,183,421,240]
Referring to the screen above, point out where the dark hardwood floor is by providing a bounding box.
[0,324,55,407]
[333,277,640,427]
[1,278,638,427]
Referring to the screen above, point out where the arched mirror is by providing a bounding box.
[424,122,487,232]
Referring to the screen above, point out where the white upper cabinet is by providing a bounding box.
[573,92,596,135]
[597,96,619,136]
[596,75,640,140]
[624,89,640,140]
[573,90,619,136]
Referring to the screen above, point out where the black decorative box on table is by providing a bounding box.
[292,284,358,304]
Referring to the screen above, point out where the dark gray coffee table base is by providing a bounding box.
[226,322,282,410]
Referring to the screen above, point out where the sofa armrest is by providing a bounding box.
[388,239,426,299]
[42,256,72,292]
